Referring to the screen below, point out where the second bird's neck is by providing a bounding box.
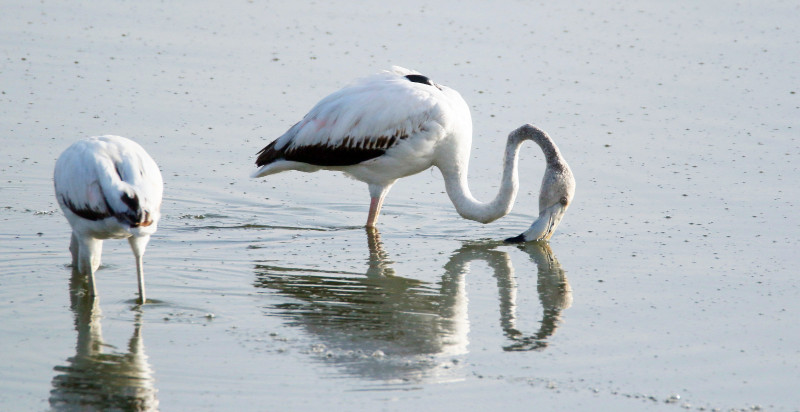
[441,131,528,224]
[440,124,563,225]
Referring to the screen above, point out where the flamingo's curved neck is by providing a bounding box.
[440,125,561,224]
[441,133,523,223]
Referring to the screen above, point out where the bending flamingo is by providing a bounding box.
[54,135,163,303]
[252,66,574,242]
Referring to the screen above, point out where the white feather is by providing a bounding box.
[275,69,455,153]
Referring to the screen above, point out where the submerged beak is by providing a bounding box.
[505,201,569,243]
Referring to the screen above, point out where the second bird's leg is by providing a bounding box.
[366,183,393,228]
[366,196,384,228]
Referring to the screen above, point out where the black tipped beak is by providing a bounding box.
[504,233,527,243]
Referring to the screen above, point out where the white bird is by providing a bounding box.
[252,66,575,242]
[54,135,163,303]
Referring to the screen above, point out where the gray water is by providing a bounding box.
[1,0,799,411]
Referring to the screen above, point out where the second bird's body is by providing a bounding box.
[253,66,574,241]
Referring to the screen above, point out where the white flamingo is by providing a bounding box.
[54,135,163,303]
[252,66,575,242]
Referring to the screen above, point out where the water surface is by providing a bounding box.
[1,0,799,410]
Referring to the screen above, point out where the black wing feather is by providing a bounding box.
[255,134,408,168]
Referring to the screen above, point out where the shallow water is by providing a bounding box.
[2,0,799,411]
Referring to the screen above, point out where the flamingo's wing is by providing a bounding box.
[255,68,445,169]
[54,136,163,227]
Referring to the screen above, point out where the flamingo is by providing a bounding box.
[54,135,163,303]
[252,66,575,242]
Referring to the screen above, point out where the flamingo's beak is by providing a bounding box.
[505,201,570,243]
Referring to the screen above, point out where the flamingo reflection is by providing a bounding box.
[252,229,572,381]
[50,274,159,411]
[254,229,468,383]
[446,241,572,351]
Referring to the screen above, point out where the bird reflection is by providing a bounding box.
[447,241,572,351]
[50,273,159,411]
[252,228,572,381]
[254,228,468,382]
